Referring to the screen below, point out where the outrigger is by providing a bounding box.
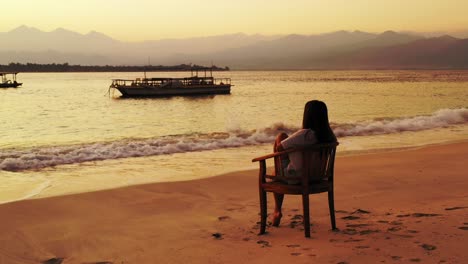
[109,68,231,97]
[0,72,22,88]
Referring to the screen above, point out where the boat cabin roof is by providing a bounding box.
[112,76,216,81]
[0,72,19,76]
[146,76,214,81]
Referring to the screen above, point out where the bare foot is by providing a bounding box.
[272,211,282,226]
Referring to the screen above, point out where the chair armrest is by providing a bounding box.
[252,148,295,162]
[251,142,339,162]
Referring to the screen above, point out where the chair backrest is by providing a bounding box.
[274,142,338,187]
[301,142,338,185]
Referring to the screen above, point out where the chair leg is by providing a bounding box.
[259,188,267,235]
[328,189,337,230]
[302,194,311,237]
[272,193,284,226]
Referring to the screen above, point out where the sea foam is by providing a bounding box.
[1,108,466,172]
[333,108,468,137]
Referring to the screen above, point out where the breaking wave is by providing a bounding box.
[332,107,468,137]
[1,108,466,171]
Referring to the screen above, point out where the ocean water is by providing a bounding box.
[1,70,467,203]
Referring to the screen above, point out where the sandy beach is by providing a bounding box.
[0,141,467,264]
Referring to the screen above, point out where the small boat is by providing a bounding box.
[0,72,22,88]
[109,69,231,97]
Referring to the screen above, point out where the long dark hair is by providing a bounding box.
[302,100,337,143]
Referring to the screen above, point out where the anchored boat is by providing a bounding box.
[110,69,231,97]
[0,72,22,88]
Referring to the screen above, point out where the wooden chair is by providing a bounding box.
[252,142,339,237]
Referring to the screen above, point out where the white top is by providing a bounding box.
[280,129,317,179]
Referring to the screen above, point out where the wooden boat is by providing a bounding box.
[109,69,231,97]
[0,72,22,88]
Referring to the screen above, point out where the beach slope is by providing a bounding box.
[0,142,467,264]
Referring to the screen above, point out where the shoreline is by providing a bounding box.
[0,141,467,263]
[0,137,467,205]
[336,137,468,157]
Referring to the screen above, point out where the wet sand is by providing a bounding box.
[0,142,467,264]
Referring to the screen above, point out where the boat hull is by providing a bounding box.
[0,82,22,88]
[115,85,231,97]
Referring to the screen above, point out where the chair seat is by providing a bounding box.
[253,142,338,237]
[261,180,331,194]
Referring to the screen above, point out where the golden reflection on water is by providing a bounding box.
[1,71,467,148]
[0,71,467,203]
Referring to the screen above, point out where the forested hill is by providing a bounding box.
[0,63,229,72]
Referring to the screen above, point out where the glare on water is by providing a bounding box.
[0,70,467,203]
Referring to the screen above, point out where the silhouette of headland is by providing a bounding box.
[0,63,230,73]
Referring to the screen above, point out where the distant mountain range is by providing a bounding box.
[1,25,467,69]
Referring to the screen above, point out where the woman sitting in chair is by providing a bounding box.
[272,100,337,226]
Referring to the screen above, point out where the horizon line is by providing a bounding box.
[2,25,466,42]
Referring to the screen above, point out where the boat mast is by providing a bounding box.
[210,61,213,77]
[144,56,150,79]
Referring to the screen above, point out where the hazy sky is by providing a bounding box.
[1,0,467,41]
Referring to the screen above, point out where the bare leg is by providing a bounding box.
[274,132,288,151]
[272,133,288,226]
[272,193,284,226]
[273,132,289,174]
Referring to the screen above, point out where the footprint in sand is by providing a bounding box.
[355,245,370,249]
[389,221,403,225]
[82,262,113,264]
[444,206,468,211]
[291,214,303,220]
[212,232,223,239]
[346,223,371,228]
[388,226,403,232]
[458,222,468,230]
[218,216,230,221]
[359,229,379,235]
[257,240,271,247]
[397,214,411,218]
[421,244,437,251]
[341,228,358,235]
[42,258,64,264]
[288,214,304,228]
[226,206,244,211]
[409,258,422,262]
[411,213,441,217]
[341,215,360,220]
[290,252,302,256]
[286,244,301,248]
[395,234,414,238]
[344,238,364,242]
[289,221,302,228]
[351,209,371,214]
[391,256,402,260]
[93,262,113,264]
